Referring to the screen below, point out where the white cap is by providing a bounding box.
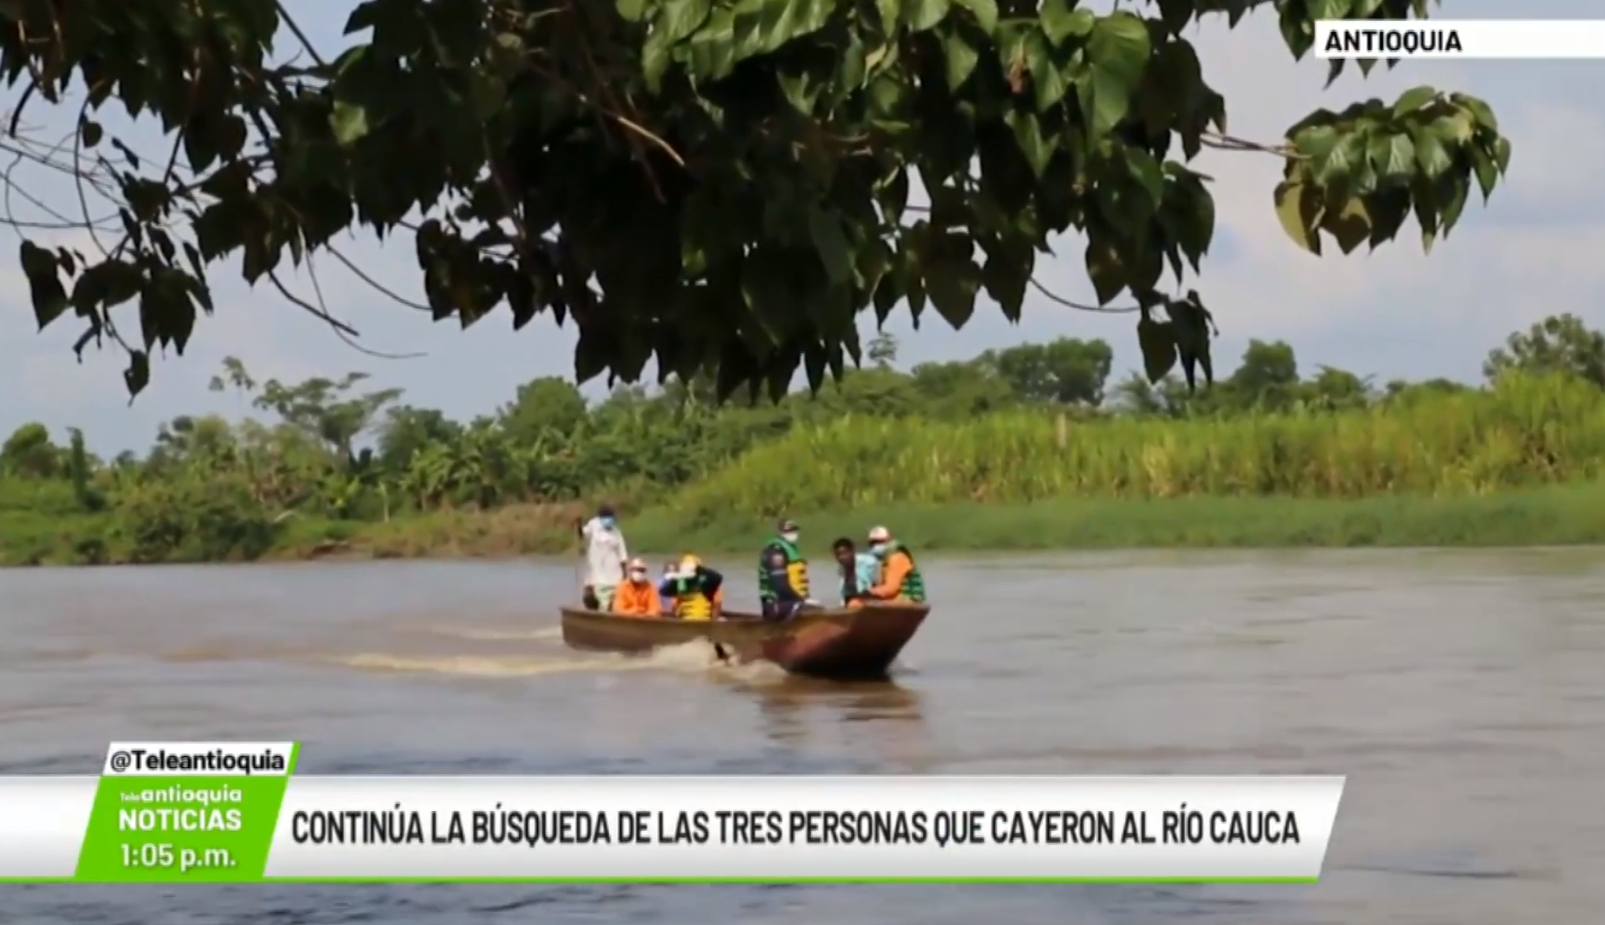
[867,525,891,542]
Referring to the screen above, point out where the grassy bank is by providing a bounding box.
[626,482,1605,552]
[664,372,1605,525]
[7,372,1605,566]
[9,483,1605,566]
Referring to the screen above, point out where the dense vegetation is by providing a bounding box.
[4,313,1604,566]
[4,0,1509,403]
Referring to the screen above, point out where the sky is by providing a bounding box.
[2,0,1602,454]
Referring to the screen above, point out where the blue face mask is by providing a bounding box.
[870,542,888,557]
[599,516,616,530]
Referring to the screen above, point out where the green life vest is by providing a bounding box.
[758,536,809,600]
[877,541,926,603]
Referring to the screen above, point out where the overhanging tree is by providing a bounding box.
[1,0,1510,402]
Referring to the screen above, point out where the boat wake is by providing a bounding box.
[410,625,565,642]
[325,639,748,679]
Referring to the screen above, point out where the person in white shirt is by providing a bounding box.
[575,504,628,610]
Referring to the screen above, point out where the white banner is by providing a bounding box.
[1317,20,1605,59]
[0,775,1345,881]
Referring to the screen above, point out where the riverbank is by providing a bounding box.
[9,483,1605,566]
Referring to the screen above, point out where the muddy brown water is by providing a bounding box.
[2,549,1604,923]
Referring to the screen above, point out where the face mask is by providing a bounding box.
[599,516,616,529]
[781,531,799,544]
[629,570,647,581]
[870,542,888,556]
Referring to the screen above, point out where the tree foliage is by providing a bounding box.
[3,0,1509,402]
[1484,313,1605,390]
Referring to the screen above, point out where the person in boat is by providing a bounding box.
[758,518,814,620]
[832,537,879,608]
[665,554,725,621]
[864,525,927,603]
[575,503,628,611]
[657,562,679,614]
[611,558,663,618]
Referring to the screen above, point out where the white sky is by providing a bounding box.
[2,0,1600,453]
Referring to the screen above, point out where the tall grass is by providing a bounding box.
[665,372,1605,522]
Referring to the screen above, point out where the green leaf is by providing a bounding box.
[1136,316,1177,383]
[123,349,150,399]
[1080,12,1151,137]
[904,0,950,32]
[1367,132,1414,181]
[19,240,68,329]
[1084,238,1127,304]
[1273,179,1322,255]
[1004,109,1053,176]
[952,0,997,32]
[944,29,979,89]
[1025,31,1069,111]
[1321,197,1371,255]
[1154,0,1192,36]
[874,0,901,34]
[980,246,1031,320]
[1467,144,1497,201]
[1040,0,1093,45]
[1409,125,1452,177]
[1314,132,1364,186]
[922,231,980,328]
[660,0,712,43]
[1290,124,1340,163]
[1126,148,1164,209]
[1427,111,1474,145]
[1391,85,1437,118]
[617,0,650,22]
[807,207,853,284]
[1310,0,1353,21]
[1365,188,1412,250]
[330,101,369,145]
[1437,173,1469,235]
[1167,293,1214,391]
[1493,136,1512,173]
[1451,92,1498,132]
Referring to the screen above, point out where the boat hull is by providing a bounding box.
[559,603,929,681]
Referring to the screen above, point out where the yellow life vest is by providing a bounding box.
[787,559,810,599]
[759,537,810,600]
[675,586,713,621]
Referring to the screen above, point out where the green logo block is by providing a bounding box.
[74,776,291,883]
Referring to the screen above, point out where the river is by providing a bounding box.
[2,549,1603,923]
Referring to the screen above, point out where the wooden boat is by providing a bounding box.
[559,602,930,681]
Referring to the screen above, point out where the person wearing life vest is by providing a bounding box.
[665,554,725,621]
[611,558,663,618]
[758,518,813,620]
[864,525,927,603]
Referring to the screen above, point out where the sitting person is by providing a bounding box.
[657,562,679,615]
[864,525,927,603]
[663,555,725,621]
[610,558,663,618]
[832,537,879,608]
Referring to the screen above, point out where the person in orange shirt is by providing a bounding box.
[611,558,664,618]
[864,526,927,603]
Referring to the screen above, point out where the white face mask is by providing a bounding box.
[781,531,800,544]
